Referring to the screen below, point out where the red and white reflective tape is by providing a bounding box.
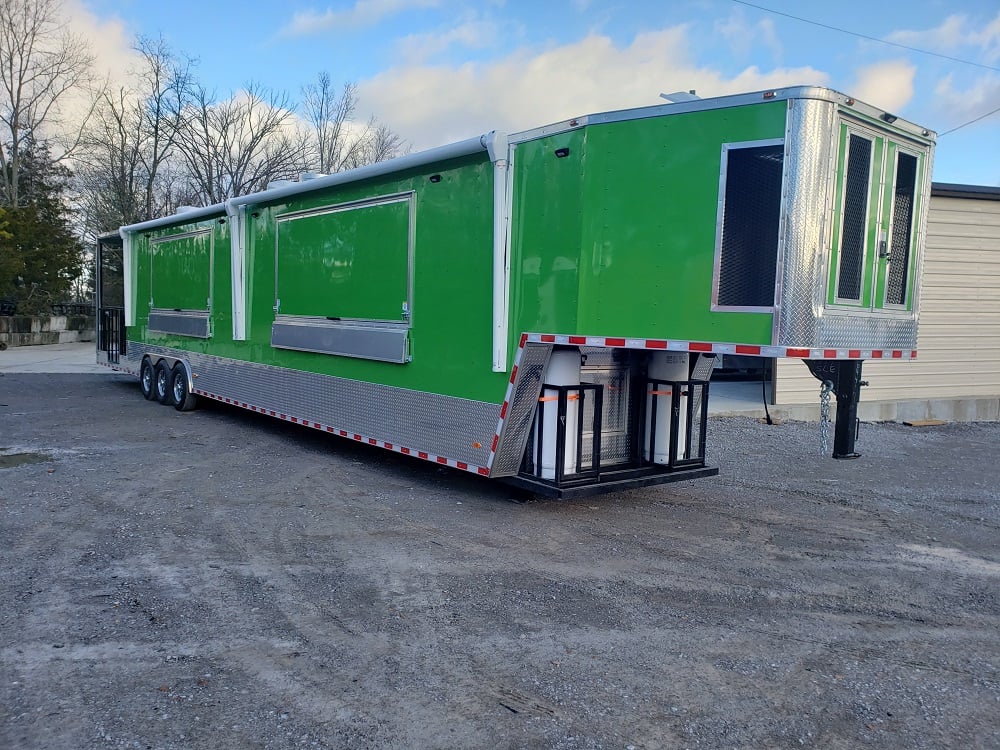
[524,333,917,360]
[101,361,137,376]
[481,331,917,475]
[484,333,529,476]
[189,388,491,477]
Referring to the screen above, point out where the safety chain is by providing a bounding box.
[819,380,834,456]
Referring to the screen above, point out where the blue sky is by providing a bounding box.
[78,0,1000,185]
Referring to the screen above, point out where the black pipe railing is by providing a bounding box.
[99,306,126,364]
[523,382,604,484]
[644,379,711,469]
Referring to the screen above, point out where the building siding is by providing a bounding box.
[775,191,1000,415]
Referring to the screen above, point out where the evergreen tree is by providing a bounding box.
[0,140,83,313]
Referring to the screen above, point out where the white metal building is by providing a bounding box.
[769,182,1000,422]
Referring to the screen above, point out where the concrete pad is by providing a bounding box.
[0,342,110,374]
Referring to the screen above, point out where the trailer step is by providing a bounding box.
[503,464,719,499]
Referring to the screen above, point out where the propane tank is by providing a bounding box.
[535,349,581,480]
[644,352,689,465]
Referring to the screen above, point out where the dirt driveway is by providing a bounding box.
[1,373,997,749]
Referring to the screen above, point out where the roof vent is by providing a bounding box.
[660,90,700,103]
[175,205,198,214]
[266,179,295,190]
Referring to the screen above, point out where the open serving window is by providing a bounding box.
[270,192,414,363]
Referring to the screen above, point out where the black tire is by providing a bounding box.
[154,361,174,405]
[139,358,156,401]
[170,364,198,412]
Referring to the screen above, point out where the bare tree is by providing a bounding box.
[302,74,357,174]
[76,36,194,233]
[301,72,406,174]
[175,82,308,203]
[0,0,99,206]
[341,119,407,171]
[133,36,195,219]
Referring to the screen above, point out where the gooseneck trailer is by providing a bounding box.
[96,86,935,497]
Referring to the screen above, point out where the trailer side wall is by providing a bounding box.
[133,153,509,405]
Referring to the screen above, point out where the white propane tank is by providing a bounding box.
[644,352,689,465]
[536,349,581,480]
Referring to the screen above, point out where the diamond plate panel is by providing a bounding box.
[580,363,632,467]
[125,344,499,467]
[491,342,552,477]
[776,100,922,353]
[815,314,918,351]
[775,97,835,348]
[686,382,708,461]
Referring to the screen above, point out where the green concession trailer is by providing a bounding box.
[96,86,935,497]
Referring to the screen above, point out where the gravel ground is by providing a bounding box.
[1,373,997,750]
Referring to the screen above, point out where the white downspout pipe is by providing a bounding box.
[118,229,135,327]
[224,200,247,340]
[486,130,511,372]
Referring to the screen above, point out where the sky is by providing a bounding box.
[73,0,1000,185]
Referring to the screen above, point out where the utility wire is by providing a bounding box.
[731,1,1000,136]
[939,103,1000,136]
[731,0,1000,73]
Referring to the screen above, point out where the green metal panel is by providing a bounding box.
[510,102,786,346]
[135,216,229,342]
[508,128,586,341]
[276,196,410,321]
[131,155,508,404]
[150,229,212,311]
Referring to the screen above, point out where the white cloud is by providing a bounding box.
[848,60,916,113]
[64,0,139,87]
[280,0,442,38]
[886,12,1000,63]
[932,73,1000,128]
[357,27,827,150]
[396,18,501,62]
[39,1,140,142]
[714,10,781,62]
[886,14,969,52]
[974,13,1000,63]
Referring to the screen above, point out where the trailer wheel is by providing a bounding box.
[154,361,173,405]
[171,364,198,412]
[139,358,156,401]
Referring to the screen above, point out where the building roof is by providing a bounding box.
[931,182,1000,200]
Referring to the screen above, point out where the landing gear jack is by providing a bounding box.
[804,359,868,459]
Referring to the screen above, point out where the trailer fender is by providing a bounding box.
[144,354,194,394]
[171,357,196,395]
